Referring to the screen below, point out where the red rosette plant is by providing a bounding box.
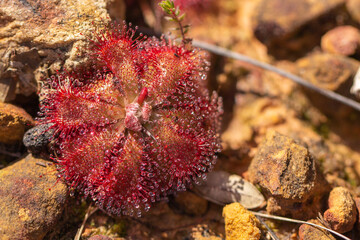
[38,6,222,216]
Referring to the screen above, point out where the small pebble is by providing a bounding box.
[88,235,113,240]
[298,219,335,240]
[321,26,360,56]
[0,102,34,144]
[324,187,356,233]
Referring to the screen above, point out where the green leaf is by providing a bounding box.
[159,1,173,14]
[175,7,180,16]
[178,13,186,22]
[164,16,176,21]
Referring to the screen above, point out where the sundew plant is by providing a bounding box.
[37,1,222,216]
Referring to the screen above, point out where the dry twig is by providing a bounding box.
[74,203,98,240]
[256,216,280,240]
[193,40,360,112]
[251,211,352,240]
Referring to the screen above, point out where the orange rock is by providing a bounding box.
[223,203,260,240]
[298,219,335,240]
[0,102,34,144]
[0,154,68,240]
[324,187,356,233]
[248,130,329,219]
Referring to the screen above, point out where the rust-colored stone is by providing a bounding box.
[0,102,34,144]
[321,26,360,56]
[324,187,356,233]
[0,154,68,240]
[248,130,329,219]
[298,219,335,240]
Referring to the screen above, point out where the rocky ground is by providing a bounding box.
[1,0,360,239]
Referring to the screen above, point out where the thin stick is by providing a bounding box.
[256,216,280,240]
[74,203,98,240]
[193,40,360,112]
[0,148,21,158]
[36,162,47,167]
[251,211,352,240]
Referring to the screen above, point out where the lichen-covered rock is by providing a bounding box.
[324,187,356,233]
[171,191,208,216]
[321,26,360,56]
[0,0,125,98]
[222,203,260,240]
[298,219,336,240]
[248,130,329,219]
[253,0,346,58]
[0,102,34,144]
[0,154,68,240]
